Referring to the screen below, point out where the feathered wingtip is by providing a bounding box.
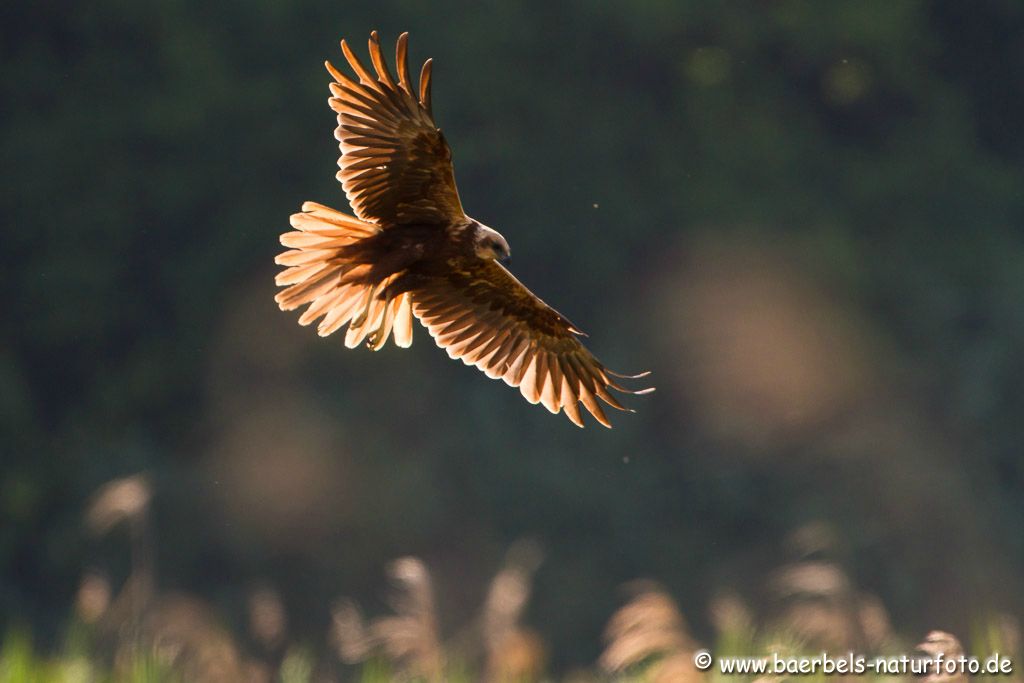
[607,369,656,396]
[566,364,655,429]
[326,31,434,115]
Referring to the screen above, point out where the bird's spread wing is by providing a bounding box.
[408,260,653,428]
[326,32,466,226]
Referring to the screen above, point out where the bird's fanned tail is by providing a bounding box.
[275,202,414,350]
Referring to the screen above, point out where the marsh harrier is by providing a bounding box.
[275,32,652,427]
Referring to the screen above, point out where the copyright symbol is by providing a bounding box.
[694,649,713,671]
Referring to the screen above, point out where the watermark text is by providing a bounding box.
[693,649,1015,676]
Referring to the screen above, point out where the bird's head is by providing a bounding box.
[472,222,511,266]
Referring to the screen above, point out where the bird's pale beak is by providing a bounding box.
[500,255,512,267]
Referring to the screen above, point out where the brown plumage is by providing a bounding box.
[275,31,653,427]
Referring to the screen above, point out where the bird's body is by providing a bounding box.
[275,32,652,426]
[338,220,486,288]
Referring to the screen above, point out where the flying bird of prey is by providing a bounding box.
[275,32,652,427]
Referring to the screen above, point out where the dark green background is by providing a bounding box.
[3,0,1023,670]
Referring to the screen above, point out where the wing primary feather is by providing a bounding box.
[396,32,412,93]
[565,354,598,396]
[509,344,536,387]
[324,60,351,86]
[483,331,518,376]
[336,83,402,118]
[335,98,402,127]
[499,336,531,384]
[419,58,433,114]
[538,354,560,414]
[446,324,485,351]
[436,310,478,335]
[600,368,657,395]
[533,353,551,412]
[561,385,584,428]
[605,377,657,395]
[579,386,612,428]
[368,31,398,88]
[546,356,564,412]
[607,369,652,379]
[341,39,384,92]
[462,331,495,362]
[474,328,513,371]
[519,356,541,404]
[558,361,588,426]
[558,359,581,398]
[593,383,632,413]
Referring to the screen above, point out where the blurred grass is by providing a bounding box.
[6,476,1017,682]
[0,626,176,683]
[2,604,1018,683]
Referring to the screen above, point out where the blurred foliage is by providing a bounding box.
[3,0,1024,675]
